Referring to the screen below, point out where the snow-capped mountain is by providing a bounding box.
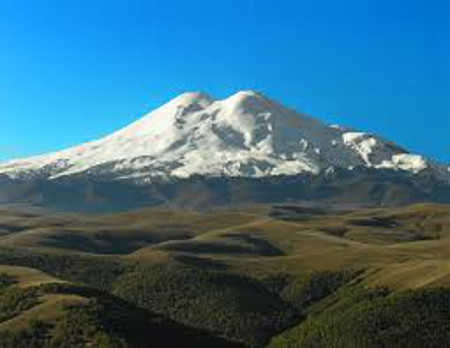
[0,91,448,183]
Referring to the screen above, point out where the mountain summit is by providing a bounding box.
[0,91,448,183]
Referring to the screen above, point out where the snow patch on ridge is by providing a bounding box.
[342,132,378,166]
[377,154,428,173]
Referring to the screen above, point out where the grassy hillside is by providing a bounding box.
[269,285,450,348]
[0,267,243,348]
[113,262,296,346]
[0,203,449,346]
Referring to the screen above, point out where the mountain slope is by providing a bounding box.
[1,91,447,183]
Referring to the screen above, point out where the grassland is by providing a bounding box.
[0,203,449,346]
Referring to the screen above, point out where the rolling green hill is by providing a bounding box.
[0,203,449,347]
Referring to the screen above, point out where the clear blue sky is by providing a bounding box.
[0,0,448,163]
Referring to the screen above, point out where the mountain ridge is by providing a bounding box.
[1,90,448,183]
